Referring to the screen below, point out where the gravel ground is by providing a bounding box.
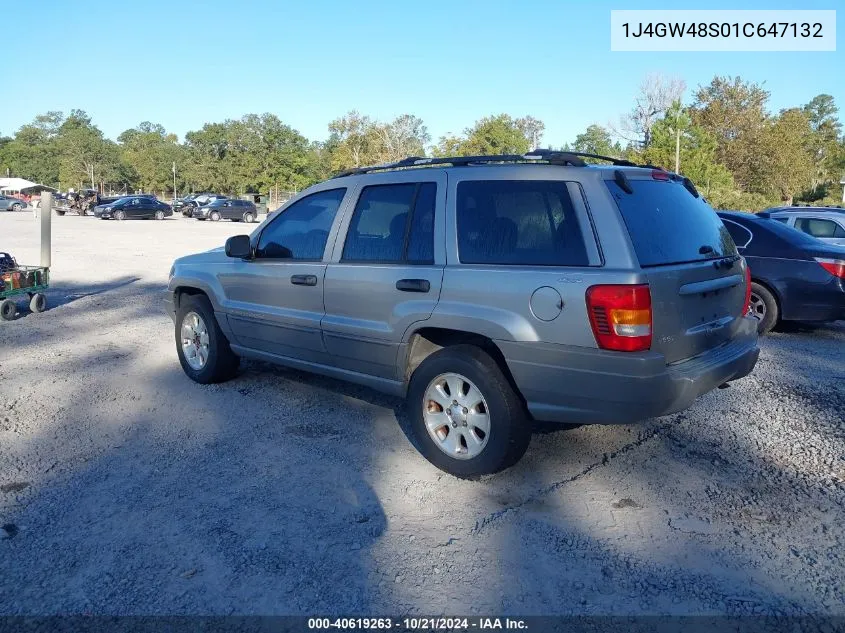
[0,211,843,616]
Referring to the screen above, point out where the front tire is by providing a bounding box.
[209,211,221,222]
[11,203,22,212]
[114,210,126,221]
[175,294,239,383]
[407,345,531,478]
[0,299,16,321]
[749,282,778,335]
[155,210,165,220]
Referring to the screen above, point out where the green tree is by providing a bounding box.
[749,108,815,204]
[327,111,378,171]
[433,114,542,157]
[118,122,184,194]
[690,76,770,190]
[571,124,622,159]
[801,94,843,192]
[56,110,120,190]
[0,112,64,186]
[644,111,735,203]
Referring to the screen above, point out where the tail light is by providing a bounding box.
[742,260,752,316]
[815,258,845,279]
[586,284,652,352]
[651,169,670,181]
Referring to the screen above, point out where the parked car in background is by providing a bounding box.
[195,198,258,222]
[94,196,172,220]
[173,194,199,215]
[719,211,845,334]
[0,195,26,211]
[763,207,845,246]
[182,194,227,217]
[166,151,760,476]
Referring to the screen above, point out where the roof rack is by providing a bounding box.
[331,148,651,178]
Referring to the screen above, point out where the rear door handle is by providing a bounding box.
[290,274,318,286]
[396,279,430,293]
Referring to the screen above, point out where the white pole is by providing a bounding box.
[40,192,52,269]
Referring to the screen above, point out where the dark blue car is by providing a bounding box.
[719,211,845,334]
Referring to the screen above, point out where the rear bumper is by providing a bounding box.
[499,317,760,424]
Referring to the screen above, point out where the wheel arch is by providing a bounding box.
[401,327,526,410]
[750,277,782,312]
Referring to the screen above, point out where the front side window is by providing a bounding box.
[256,188,346,260]
[342,183,436,264]
[456,180,589,266]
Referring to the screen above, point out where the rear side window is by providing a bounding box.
[606,178,736,267]
[795,217,845,238]
[342,183,436,264]
[456,180,589,266]
[722,219,752,248]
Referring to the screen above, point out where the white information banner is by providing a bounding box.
[611,10,836,52]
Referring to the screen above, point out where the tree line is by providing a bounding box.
[1,74,842,210]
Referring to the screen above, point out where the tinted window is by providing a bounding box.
[406,183,436,264]
[342,183,435,263]
[607,179,736,267]
[256,188,346,260]
[795,217,845,238]
[722,219,753,248]
[456,180,588,266]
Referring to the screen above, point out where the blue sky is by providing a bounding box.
[3,0,842,147]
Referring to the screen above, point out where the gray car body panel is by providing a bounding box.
[168,163,760,424]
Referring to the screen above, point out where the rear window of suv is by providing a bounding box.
[606,178,737,267]
[456,180,589,266]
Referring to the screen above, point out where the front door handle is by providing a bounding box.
[290,274,318,286]
[396,279,430,293]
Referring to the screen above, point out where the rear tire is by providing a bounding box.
[29,293,47,313]
[0,299,16,321]
[749,282,778,335]
[243,212,254,223]
[407,344,531,478]
[175,294,239,383]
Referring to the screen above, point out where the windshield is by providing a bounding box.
[606,177,737,267]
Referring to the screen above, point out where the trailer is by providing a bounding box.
[0,253,49,321]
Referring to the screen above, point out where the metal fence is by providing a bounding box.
[269,188,298,211]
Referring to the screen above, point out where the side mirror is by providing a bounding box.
[225,235,252,259]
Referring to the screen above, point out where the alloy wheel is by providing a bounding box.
[423,372,491,460]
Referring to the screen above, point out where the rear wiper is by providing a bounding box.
[699,245,714,255]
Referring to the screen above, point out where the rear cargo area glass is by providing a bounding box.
[606,179,737,267]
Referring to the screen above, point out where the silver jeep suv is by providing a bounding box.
[165,151,760,477]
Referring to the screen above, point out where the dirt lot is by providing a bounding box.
[1,211,844,616]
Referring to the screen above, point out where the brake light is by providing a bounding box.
[586,284,652,352]
[815,258,845,279]
[651,169,670,181]
[742,260,752,316]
